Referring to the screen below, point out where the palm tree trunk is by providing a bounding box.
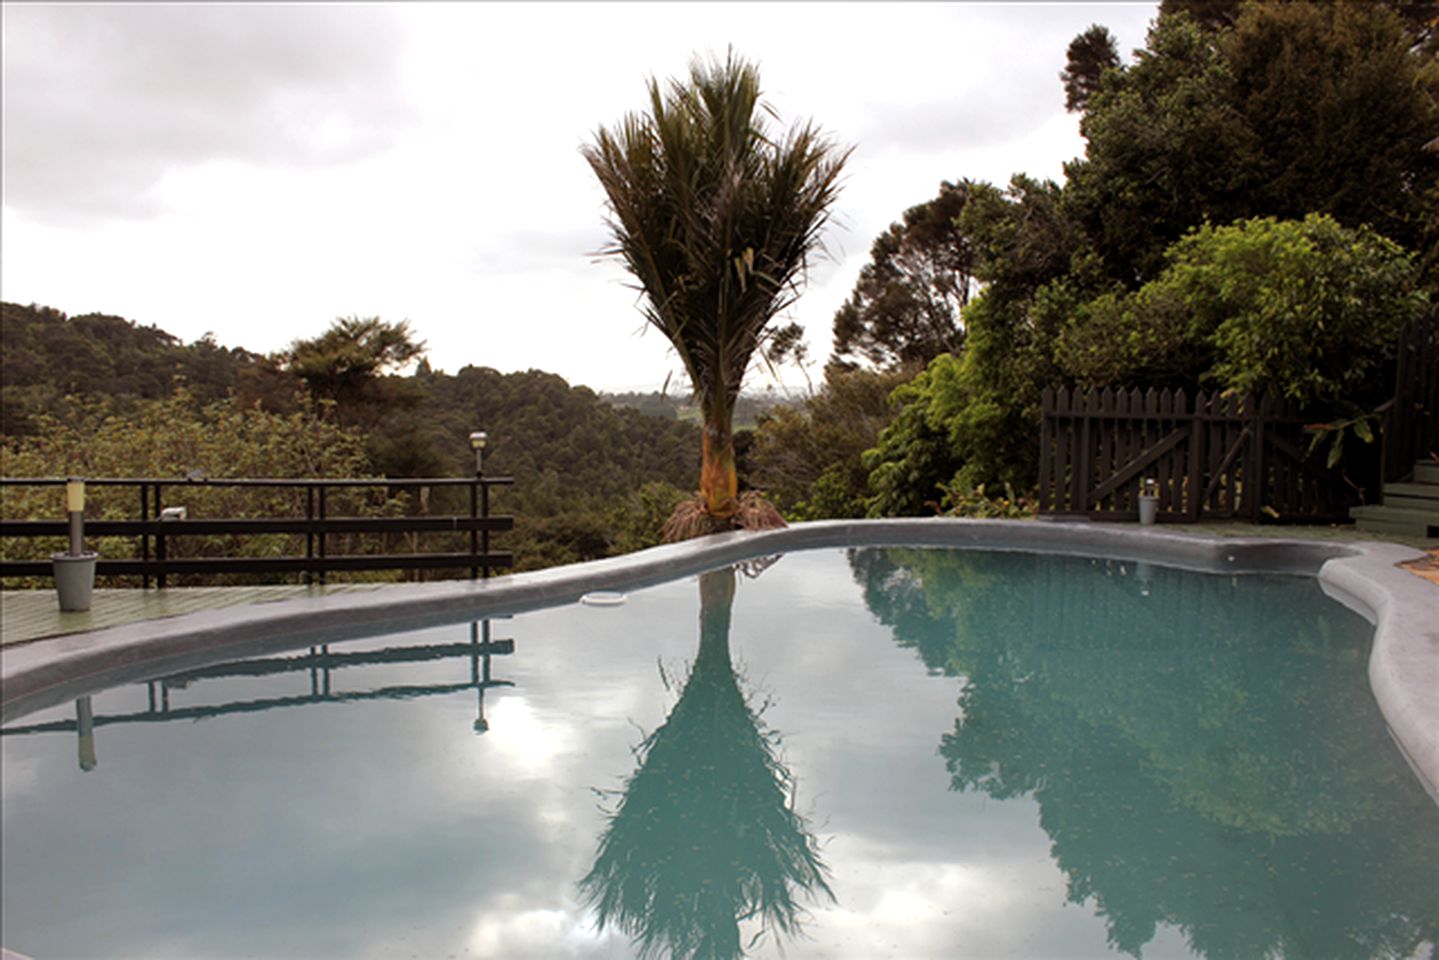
[700,397,738,519]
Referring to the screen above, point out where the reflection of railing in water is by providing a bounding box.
[1,620,514,769]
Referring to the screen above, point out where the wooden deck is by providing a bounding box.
[0,583,399,647]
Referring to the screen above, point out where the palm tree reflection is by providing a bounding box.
[582,567,833,959]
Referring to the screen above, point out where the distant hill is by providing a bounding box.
[1,302,298,436]
[601,387,792,429]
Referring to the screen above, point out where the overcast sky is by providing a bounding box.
[1,2,1160,394]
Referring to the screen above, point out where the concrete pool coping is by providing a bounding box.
[2,519,1435,800]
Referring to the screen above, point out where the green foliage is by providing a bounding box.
[2,389,381,585]
[747,366,912,520]
[282,316,427,441]
[1061,24,1120,113]
[1058,214,1427,406]
[958,175,1077,302]
[1305,405,1381,477]
[284,316,425,394]
[1063,13,1257,284]
[2,388,369,482]
[404,365,701,569]
[938,481,1036,519]
[861,355,968,517]
[609,481,691,555]
[1066,2,1439,286]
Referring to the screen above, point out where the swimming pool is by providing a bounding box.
[2,522,1437,958]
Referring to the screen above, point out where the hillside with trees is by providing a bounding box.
[1,303,703,572]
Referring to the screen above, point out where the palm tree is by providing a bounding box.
[584,51,850,535]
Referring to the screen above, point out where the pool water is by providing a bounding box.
[3,548,1437,959]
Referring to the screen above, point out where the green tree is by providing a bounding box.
[1,389,377,585]
[1062,13,1259,284]
[584,51,850,533]
[1065,2,1439,286]
[1056,214,1428,407]
[830,180,975,370]
[861,355,968,517]
[748,365,912,519]
[1061,24,1120,113]
[282,316,426,425]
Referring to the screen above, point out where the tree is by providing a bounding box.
[1056,214,1427,408]
[747,365,913,519]
[830,180,975,370]
[282,316,426,425]
[861,355,969,517]
[1062,13,1260,284]
[1064,2,1439,286]
[1061,24,1120,113]
[584,51,850,533]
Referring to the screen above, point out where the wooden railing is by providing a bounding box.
[0,475,513,586]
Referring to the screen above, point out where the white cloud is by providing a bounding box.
[2,4,415,222]
[1,1,1161,392]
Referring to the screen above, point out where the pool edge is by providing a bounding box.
[3,519,1434,798]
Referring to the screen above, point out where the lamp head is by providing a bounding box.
[469,431,488,451]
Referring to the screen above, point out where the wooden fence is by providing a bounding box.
[1379,313,1439,486]
[1038,387,1351,523]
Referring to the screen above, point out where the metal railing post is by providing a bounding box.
[317,484,327,586]
[482,482,491,579]
[140,482,151,589]
[304,484,314,585]
[154,482,166,589]
[470,479,480,580]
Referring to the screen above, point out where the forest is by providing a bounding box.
[3,1,1436,575]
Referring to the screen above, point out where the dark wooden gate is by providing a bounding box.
[1039,387,1351,523]
[1379,313,1439,485]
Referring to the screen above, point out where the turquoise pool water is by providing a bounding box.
[3,547,1436,959]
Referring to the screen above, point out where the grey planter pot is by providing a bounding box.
[51,552,99,612]
[1137,494,1159,526]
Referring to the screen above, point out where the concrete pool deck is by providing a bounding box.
[2,519,1436,801]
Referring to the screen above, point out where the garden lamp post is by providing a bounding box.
[469,431,488,477]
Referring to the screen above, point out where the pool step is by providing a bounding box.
[1353,460,1439,540]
